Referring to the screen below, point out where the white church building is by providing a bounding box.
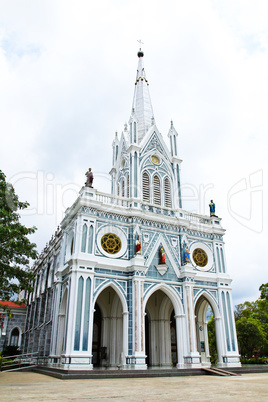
[23,49,241,371]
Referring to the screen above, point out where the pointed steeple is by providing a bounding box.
[131,49,154,143]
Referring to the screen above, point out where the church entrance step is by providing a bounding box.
[202,367,238,376]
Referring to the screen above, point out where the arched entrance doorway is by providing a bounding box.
[145,289,177,368]
[195,295,218,366]
[93,286,124,368]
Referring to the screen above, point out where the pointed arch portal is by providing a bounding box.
[195,293,222,366]
[93,285,125,368]
[145,289,177,368]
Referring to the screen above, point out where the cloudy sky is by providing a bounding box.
[0,0,267,305]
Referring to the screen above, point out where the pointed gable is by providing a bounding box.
[140,125,171,162]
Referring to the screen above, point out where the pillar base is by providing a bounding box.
[217,355,241,368]
[183,354,202,368]
[126,354,147,370]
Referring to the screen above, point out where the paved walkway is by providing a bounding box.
[0,371,268,401]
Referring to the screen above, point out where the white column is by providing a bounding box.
[203,322,210,364]
[65,272,78,356]
[51,284,61,355]
[185,284,197,353]
[159,319,165,365]
[214,316,224,365]
[132,278,146,368]
[86,274,95,364]
[175,314,185,368]
[182,282,201,367]
[122,311,129,365]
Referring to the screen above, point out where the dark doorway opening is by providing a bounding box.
[170,309,177,366]
[145,312,150,365]
[92,303,102,366]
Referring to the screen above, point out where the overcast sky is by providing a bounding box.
[0,0,267,306]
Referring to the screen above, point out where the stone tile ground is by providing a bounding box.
[0,372,268,401]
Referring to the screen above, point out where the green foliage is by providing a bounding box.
[0,170,37,301]
[236,317,266,358]
[235,283,268,358]
[2,345,22,357]
[240,357,268,365]
[207,316,218,365]
[259,283,268,301]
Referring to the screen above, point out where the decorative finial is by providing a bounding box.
[124,123,128,131]
[171,120,173,128]
[137,39,144,57]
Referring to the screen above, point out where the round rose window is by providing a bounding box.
[192,248,208,267]
[101,233,121,254]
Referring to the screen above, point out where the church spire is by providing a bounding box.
[131,49,154,143]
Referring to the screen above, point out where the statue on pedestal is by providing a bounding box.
[136,236,141,255]
[85,168,94,188]
[184,246,190,264]
[209,200,215,217]
[159,246,165,264]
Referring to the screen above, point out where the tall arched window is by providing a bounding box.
[222,292,231,352]
[81,224,87,252]
[74,276,84,351]
[10,327,20,346]
[122,179,125,197]
[142,172,150,202]
[164,177,172,208]
[153,175,161,205]
[87,226,93,254]
[82,277,91,351]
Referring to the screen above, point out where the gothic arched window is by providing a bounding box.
[10,327,20,346]
[142,172,150,202]
[153,175,161,205]
[81,224,87,253]
[164,177,172,208]
[87,225,93,254]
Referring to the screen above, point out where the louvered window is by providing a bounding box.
[127,175,129,198]
[142,172,150,202]
[122,180,125,197]
[153,175,161,205]
[164,178,172,208]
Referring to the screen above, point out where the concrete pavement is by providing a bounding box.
[0,371,268,401]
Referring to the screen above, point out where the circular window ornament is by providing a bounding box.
[151,155,160,164]
[189,242,213,271]
[192,248,208,267]
[101,233,121,254]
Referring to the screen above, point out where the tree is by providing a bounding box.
[259,283,268,301]
[236,317,266,358]
[235,283,268,358]
[0,170,37,302]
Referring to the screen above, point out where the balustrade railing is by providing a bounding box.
[0,352,39,372]
[82,188,219,226]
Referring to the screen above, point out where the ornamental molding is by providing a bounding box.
[155,264,168,276]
